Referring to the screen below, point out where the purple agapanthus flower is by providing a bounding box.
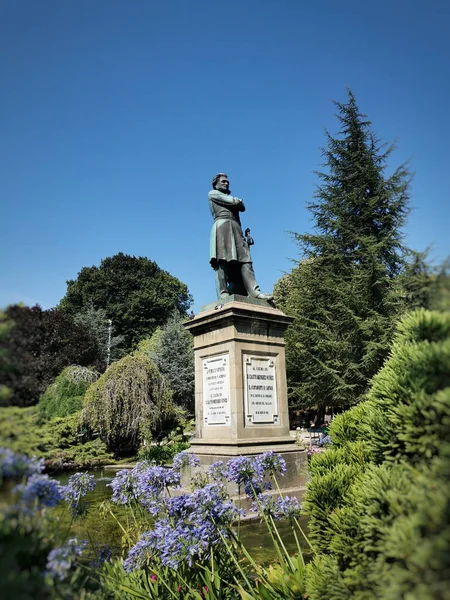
[244,479,272,499]
[275,496,301,520]
[125,482,244,571]
[109,462,180,515]
[251,493,277,517]
[108,468,138,504]
[46,538,87,581]
[0,447,44,481]
[61,472,96,516]
[165,494,191,519]
[133,463,180,513]
[172,450,200,471]
[123,531,154,572]
[133,463,181,495]
[122,451,295,573]
[62,472,95,500]
[251,494,301,520]
[256,451,287,478]
[14,474,62,512]
[208,460,227,482]
[225,456,263,487]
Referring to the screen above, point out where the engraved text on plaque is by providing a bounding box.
[203,354,231,426]
[244,355,278,425]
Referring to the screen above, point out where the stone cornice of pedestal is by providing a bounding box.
[189,436,298,447]
[189,438,301,456]
[185,297,294,338]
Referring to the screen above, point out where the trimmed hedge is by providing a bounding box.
[304,310,450,599]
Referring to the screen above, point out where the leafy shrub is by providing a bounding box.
[38,365,100,420]
[137,440,190,464]
[304,309,450,599]
[137,421,194,464]
[0,406,56,456]
[0,407,112,470]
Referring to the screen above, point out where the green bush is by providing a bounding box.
[0,406,56,456]
[0,406,112,470]
[38,365,100,420]
[304,309,450,599]
[137,440,190,464]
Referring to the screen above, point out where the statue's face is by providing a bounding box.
[216,175,229,193]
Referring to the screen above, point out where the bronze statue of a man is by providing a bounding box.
[208,173,273,301]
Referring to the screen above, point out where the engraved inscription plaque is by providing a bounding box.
[244,355,278,425]
[203,354,231,426]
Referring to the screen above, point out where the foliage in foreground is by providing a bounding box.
[82,354,180,454]
[276,89,414,413]
[0,447,309,599]
[303,309,450,599]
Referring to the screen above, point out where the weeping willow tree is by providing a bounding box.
[82,354,178,453]
[38,365,100,419]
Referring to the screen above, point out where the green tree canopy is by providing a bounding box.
[280,89,412,413]
[59,253,193,351]
[0,305,102,407]
[82,354,178,453]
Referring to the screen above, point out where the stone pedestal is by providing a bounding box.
[184,296,307,505]
[185,295,297,453]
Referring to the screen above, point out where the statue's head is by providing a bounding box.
[212,173,230,194]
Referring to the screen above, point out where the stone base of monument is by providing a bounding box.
[180,447,308,513]
[182,296,307,511]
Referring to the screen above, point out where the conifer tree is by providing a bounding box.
[282,89,411,412]
[303,309,450,598]
[137,313,194,413]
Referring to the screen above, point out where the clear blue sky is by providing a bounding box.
[1,0,449,313]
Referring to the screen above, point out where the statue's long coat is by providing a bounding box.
[208,190,252,268]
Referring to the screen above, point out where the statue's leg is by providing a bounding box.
[215,261,229,298]
[227,261,247,296]
[241,263,273,301]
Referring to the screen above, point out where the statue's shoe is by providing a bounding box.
[255,292,274,301]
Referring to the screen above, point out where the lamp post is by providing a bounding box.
[106,319,112,369]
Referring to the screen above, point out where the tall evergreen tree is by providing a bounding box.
[282,90,411,412]
[430,257,450,312]
[398,249,434,310]
[138,312,195,414]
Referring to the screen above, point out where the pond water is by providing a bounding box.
[54,467,310,564]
